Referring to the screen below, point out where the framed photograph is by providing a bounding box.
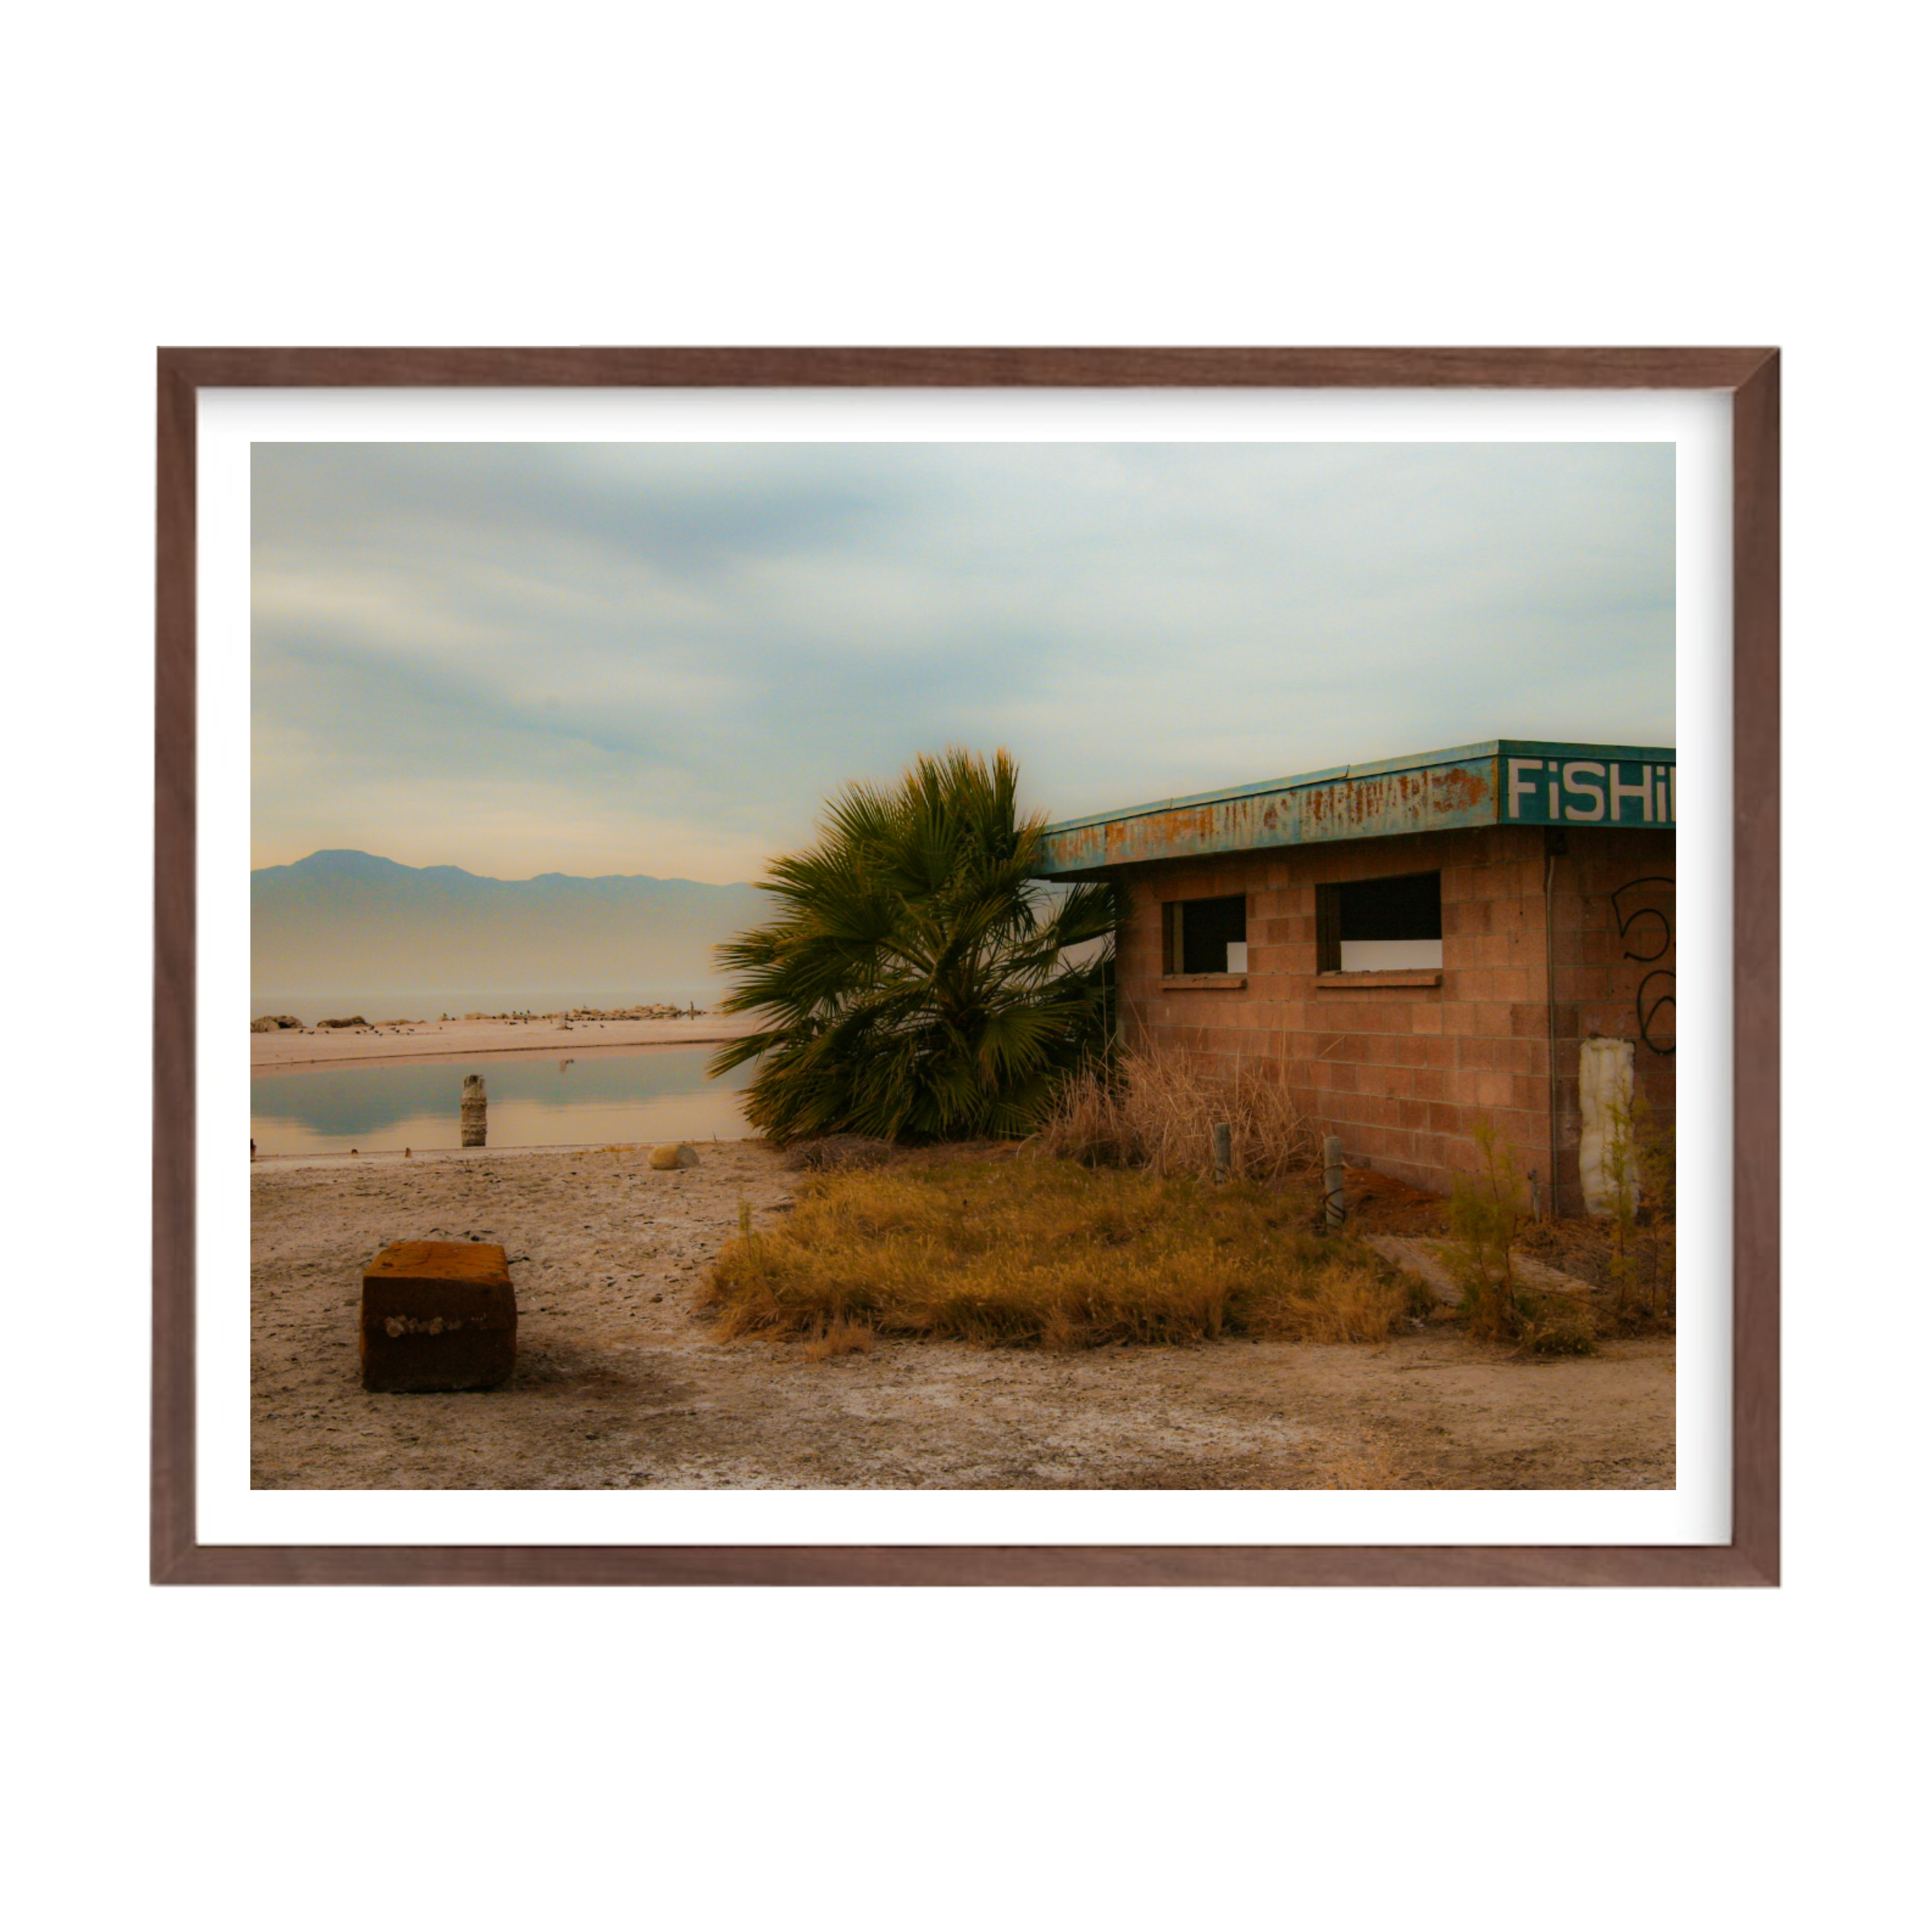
[155,347,1778,1585]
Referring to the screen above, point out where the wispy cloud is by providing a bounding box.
[252,441,1674,878]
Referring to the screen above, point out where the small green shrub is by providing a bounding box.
[1445,1116,1531,1343]
[1448,1116,1619,1353]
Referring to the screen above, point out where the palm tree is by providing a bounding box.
[708,749,1124,1144]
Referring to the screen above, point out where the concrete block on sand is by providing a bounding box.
[361,1241,516,1393]
[649,1141,701,1170]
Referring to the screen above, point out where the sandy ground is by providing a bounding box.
[252,1012,762,1071]
[251,1142,1675,1491]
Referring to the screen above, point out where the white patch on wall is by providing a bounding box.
[1338,939,1443,970]
[1578,1036,1638,1218]
[1226,941,1248,972]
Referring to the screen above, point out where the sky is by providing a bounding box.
[251,441,1674,882]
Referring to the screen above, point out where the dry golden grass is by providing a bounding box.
[1031,1045,1318,1182]
[708,1155,1407,1350]
[801,1318,876,1362]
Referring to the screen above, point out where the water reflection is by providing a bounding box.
[251,1044,755,1156]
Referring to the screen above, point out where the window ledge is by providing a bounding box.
[1315,969,1443,990]
[1158,973,1247,991]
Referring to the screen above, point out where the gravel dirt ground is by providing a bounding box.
[251,1142,1675,1491]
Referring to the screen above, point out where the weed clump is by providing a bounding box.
[1033,1045,1318,1183]
[1599,1096,1676,1323]
[1446,1117,1599,1356]
[707,1156,1406,1351]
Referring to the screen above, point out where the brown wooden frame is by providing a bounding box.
[155,347,1778,1585]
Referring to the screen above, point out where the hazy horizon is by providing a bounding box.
[251,847,763,1017]
[251,985,725,1018]
[254,845,761,888]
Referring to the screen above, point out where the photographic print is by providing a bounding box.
[156,347,1777,1584]
[248,434,1679,1485]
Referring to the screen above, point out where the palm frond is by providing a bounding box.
[710,747,1125,1143]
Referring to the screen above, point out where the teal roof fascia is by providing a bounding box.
[1030,739,1677,876]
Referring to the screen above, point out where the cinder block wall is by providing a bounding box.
[1549,830,1677,1180]
[1109,824,1674,1205]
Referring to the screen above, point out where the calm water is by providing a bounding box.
[251,1044,755,1156]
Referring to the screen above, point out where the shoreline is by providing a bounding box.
[252,1135,767,1174]
[252,1011,762,1072]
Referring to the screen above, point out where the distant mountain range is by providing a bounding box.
[251,850,768,1014]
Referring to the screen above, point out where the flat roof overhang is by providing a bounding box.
[1030,740,1676,879]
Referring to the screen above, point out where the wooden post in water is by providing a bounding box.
[461,1074,487,1148]
[1323,1135,1346,1231]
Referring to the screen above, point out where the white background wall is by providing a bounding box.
[5,6,1919,1927]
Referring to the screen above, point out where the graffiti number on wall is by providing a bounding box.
[1610,876,1676,1056]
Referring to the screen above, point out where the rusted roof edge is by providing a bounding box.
[1036,740,1506,837]
[1040,737,1676,839]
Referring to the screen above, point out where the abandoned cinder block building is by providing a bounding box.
[1033,740,1676,1212]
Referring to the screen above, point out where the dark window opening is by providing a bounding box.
[1318,872,1441,971]
[1164,894,1247,975]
